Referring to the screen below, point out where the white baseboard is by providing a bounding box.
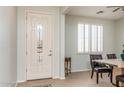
[0,83,16,87]
[60,77,65,80]
[53,76,65,80]
[11,83,16,87]
[16,80,26,87]
[17,80,26,83]
[52,76,60,79]
[71,69,91,72]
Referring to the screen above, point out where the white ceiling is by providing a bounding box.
[67,6,124,20]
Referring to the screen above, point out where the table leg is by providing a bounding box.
[67,61,68,75]
[70,61,71,74]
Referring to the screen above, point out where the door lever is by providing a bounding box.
[48,54,52,56]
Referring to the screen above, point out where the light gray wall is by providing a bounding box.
[0,7,17,84]
[115,18,124,57]
[65,15,116,72]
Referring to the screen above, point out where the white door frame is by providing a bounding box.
[25,10,56,80]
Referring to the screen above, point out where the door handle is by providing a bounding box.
[48,54,52,56]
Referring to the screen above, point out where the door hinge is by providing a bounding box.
[26,33,27,39]
[26,51,28,56]
[26,16,27,20]
[26,69,27,72]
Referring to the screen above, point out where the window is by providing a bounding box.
[78,24,103,53]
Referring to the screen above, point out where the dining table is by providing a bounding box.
[93,59,124,86]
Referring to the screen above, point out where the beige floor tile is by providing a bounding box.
[17,71,114,87]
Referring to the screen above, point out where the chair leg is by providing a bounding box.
[108,73,110,77]
[108,66,113,77]
[116,80,119,87]
[101,73,103,78]
[96,73,99,84]
[110,72,113,83]
[91,70,94,79]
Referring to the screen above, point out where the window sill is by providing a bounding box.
[77,52,104,55]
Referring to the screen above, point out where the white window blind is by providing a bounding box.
[78,24,103,53]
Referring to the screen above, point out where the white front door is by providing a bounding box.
[26,12,53,80]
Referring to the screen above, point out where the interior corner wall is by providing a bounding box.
[65,15,116,72]
[59,14,65,79]
[17,7,27,82]
[0,7,17,85]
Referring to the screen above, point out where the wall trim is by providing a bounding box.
[71,69,91,73]
[0,83,16,87]
[60,77,65,80]
[17,80,27,83]
[52,76,60,79]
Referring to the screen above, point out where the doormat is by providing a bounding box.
[31,84,52,87]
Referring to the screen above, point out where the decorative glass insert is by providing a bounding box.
[36,24,43,62]
[37,24,43,51]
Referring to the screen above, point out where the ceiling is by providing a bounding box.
[67,6,124,20]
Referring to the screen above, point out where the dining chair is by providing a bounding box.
[106,54,117,59]
[116,74,124,87]
[90,54,113,84]
[107,54,124,87]
[106,54,116,77]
